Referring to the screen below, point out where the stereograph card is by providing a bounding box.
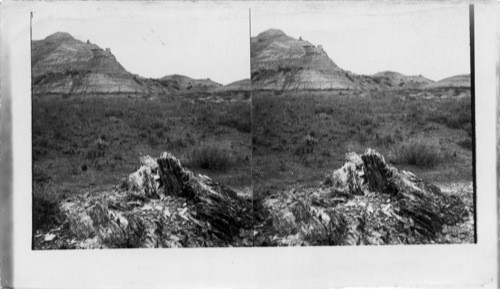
[0,1,498,288]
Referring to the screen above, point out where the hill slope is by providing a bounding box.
[371,71,434,89]
[159,74,222,93]
[424,74,471,89]
[251,29,363,90]
[216,79,251,92]
[251,29,469,92]
[32,32,171,96]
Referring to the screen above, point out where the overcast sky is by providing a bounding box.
[251,2,470,81]
[31,2,470,83]
[32,2,250,85]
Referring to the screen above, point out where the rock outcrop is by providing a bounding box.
[35,149,471,248]
[251,29,362,90]
[255,149,470,246]
[46,152,252,249]
[32,32,170,96]
[32,32,239,97]
[251,29,471,92]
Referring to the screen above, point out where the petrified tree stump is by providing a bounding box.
[258,148,469,246]
[58,152,252,248]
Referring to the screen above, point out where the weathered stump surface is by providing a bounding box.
[38,149,470,248]
[57,152,252,248]
[257,148,470,246]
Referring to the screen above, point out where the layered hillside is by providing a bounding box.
[159,74,222,93]
[424,74,471,89]
[32,32,169,96]
[251,29,362,90]
[251,29,470,92]
[371,71,434,89]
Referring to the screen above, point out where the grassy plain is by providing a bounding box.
[252,89,473,201]
[32,92,251,232]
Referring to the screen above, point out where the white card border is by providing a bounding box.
[1,1,497,288]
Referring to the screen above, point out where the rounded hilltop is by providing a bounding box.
[44,32,75,42]
[257,28,287,38]
[32,31,166,95]
[424,74,470,89]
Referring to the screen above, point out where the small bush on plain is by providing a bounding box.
[187,143,233,171]
[389,138,443,168]
[32,191,61,232]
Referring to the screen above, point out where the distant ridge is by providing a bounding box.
[251,28,470,91]
[32,32,168,95]
[159,74,222,92]
[371,71,434,89]
[31,32,241,97]
[216,79,251,92]
[424,74,471,89]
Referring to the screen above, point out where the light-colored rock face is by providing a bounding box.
[251,35,338,71]
[33,73,154,95]
[32,32,168,96]
[251,29,371,91]
[32,32,245,96]
[32,34,129,77]
[251,29,469,92]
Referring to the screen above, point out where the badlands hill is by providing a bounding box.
[159,74,222,93]
[251,29,470,92]
[32,32,171,95]
[251,29,361,90]
[424,74,471,89]
[215,79,251,92]
[371,71,434,89]
[32,32,240,96]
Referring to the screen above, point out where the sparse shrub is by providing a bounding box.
[375,134,396,147]
[458,138,473,151]
[95,161,104,171]
[155,130,164,139]
[113,153,124,161]
[85,147,105,159]
[407,102,425,124]
[314,106,334,115]
[104,109,124,118]
[217,102,251,133]
[147,135,160,147]
[187,143,233,171]
[357,130,369,144]
[53,129,66,141]
[151,121,166,130]
[360,116,374,127]
[305,134,318,146]
[389,138,443,168]
[426,97,471,133]
[33,170,52,184]
[71,165,79,175]
[169,137,188,149]
[62,147,75,155]
[32,191,61,232]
